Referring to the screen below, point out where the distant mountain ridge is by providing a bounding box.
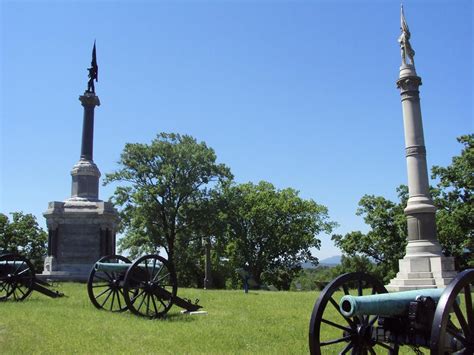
[319,255,342,266]
[301,255,341,269]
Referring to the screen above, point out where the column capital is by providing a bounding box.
[79,92,100,107]
[397,75,422,92]
[71,159,101,178]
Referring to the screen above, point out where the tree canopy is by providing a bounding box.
[104,133,233,274]
[219,181,336,290]
[331,189,407,282]
[431,134,473,268]
[0,212,47,271]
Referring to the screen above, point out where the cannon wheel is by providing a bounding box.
[0,254,35,301]
[430,269,474,354]
[87,254,132,312]
[309,272,399,355]
[123,254,177,319]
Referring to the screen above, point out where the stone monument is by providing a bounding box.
[387,6,457,291]
[42,42,119,281]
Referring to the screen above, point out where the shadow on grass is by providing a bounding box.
[162,312,203,323]
[1,298,46,304]
[90,309,202,323]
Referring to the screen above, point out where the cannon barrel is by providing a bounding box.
[94,262,132,273]
[339,288,445,317]
[94,262,160,273]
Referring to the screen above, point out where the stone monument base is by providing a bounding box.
[40,256,93,282]
[387,255,457,291]
[42,199,118,282]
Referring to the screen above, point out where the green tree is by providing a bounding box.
[0,212,47,271]
[431,134,473,268]
[329,255,389,283]
[219,181,336,290]
[105,133,233,279]
[291,267,335,291]
[332,190,407,283]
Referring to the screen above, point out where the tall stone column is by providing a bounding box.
[42,43,119,281]
[387,7,456,290]
[71,93,101,201]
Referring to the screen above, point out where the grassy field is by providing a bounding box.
[0,283,431,354]
[1,283,315,354]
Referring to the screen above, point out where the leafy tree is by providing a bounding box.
[431,134,473,268]
[329,255,390,283]
[0,212,47,271]
[219,181,336,290]
[291,267,335,291]
[105,133,233,279]
[332,191,407,283]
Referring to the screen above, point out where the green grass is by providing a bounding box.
[0,284,433,354]
[1,283,316,354]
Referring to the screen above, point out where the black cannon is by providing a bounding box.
[309,269,474,354]
[0,253,64,301]
[87,254,202,318]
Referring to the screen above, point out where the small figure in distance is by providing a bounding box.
[236,263,251,294]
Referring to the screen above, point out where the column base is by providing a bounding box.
[386,255,457,291]
[404,239,444,258]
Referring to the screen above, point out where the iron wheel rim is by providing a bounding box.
[123,254,177,319]
[430,269,474,354]
[87,254,132,312]
[308,272,397,354]
[0,254,35,302]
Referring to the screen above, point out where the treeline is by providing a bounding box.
[1,133,472,289]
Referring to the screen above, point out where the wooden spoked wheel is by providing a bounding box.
[430,269,474,354]
[0,254,35,301]
[87,254,132,312]
[308,272,398,355]
[123,254,177,319]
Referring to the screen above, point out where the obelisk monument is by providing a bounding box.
[387,7,456,290]
[42,43,119,281]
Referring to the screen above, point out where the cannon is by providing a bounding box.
[87,254,202,318]
[0,253,64,301]
[309,270,474,354]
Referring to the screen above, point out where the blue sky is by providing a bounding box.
[1,0,472,260]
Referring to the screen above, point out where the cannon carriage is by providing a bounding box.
[0,253,64,301]
[309,269,473,354]
[87,254,202,318]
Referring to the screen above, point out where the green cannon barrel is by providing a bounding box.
[339,288,445,317]
[94,262,158,273]
[94,262,132,273]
